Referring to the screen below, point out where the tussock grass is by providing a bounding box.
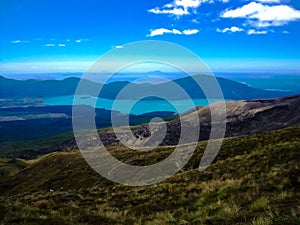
[0,126,300,224]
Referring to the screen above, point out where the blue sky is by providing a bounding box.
[0,0,300,74]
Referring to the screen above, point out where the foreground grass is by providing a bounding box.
[0,126,299,224]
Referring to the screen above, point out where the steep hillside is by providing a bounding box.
[0,126,299,224]
[130,94,300,145]
[70,94,300,148]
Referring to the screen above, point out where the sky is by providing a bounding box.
[0,0,300,75]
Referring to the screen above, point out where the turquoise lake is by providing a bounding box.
[44,95,226,115]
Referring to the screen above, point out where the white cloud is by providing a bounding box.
[247,29,268,35]
[75,39,89,43]
[182,29,200,34]
[217,26,244,33]
[147,28,199,36]
[11,40,29,44]
[58,44,66,47]
[250,5,300,21]
[248,20,287,27]
[191,18,200,23]
[148,0,229,20]
[221,2,300,27]
[147,28,182,36]
[172,29,183,34]
[11,40,21,44]
[174,0,203,8]
[222,2,264,18]
[254,0,281,3]
[148,0,214,16]
[148,7,189,16]
[115,45,124,49]
[44,43,55,47]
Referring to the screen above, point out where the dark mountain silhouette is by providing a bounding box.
[0,75,293,100]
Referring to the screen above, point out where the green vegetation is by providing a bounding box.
[0,158,29,184]
[0,131,74,158]
[0,158,28,175]
[0,126,299,224]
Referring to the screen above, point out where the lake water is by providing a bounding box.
[44,95,226,115]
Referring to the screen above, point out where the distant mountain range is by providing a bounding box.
[0,75,294,100]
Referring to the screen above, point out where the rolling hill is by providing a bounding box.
[0,126,299,224]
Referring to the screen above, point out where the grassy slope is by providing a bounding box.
[0,126,299,224]
[0,158,29,183]
[0,131,75,157]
